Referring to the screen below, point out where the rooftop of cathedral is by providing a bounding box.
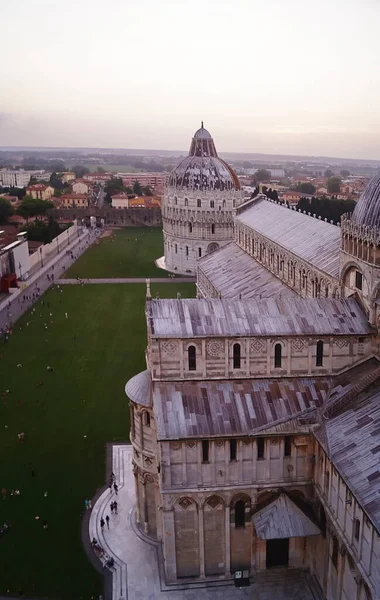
[235,197,340,278]
[198,242,298,299]
[146,297,373,338]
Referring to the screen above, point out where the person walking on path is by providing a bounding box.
[113,500,118,515]
[113,482,118,495]
[110,501,114,514]
[105,515,110,529]
[100,517,105,530]
[109,483,112,494]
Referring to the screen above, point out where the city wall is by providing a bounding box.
[49,207,162,227]
[29,221,79,270]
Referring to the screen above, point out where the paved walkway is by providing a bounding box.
[0,228,102,334]
[57,277,196,284]
[89,446,321,600]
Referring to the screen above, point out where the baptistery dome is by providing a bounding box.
[168,123,240,192]
[159,123,242,276]
[352,171,380,228]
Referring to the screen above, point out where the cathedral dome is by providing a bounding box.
[352,171,380,228]
[168,123,240,192]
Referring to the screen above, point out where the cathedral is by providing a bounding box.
[126,130,380,600]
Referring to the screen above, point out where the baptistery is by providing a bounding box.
[161,123,242,275]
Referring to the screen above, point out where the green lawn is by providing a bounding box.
[64,228,169,279]
[0,282,194,600]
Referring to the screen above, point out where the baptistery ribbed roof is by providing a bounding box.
[168,123,240,192]
[352,171,380,228]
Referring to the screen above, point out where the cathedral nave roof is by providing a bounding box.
[236,198,340,278]
[147,297,373,338]
[198,242,297,299]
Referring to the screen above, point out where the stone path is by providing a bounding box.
[57,277,196,284]
[89,446,321,600]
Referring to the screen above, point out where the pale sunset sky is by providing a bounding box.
[1,0,380,158]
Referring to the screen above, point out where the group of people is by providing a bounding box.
[91,538,116,571]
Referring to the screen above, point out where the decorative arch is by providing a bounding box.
[340,260,365,286]
[174,496,198,511]
[203,494,225,509]
[207,242,219,253]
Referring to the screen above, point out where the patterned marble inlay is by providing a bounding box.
[162,341,177,355]
[335,339,349,348]
[293,338,306,352]
[250,339,265,353]
[207,340,224,357]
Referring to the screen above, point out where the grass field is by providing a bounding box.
[0,282,194,600]
[64,228,167,279]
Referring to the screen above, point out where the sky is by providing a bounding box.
[2,0,380,159]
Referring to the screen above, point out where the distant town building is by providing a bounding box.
[61,172,76,183]
[83,172,112,185]
[26,184,55,201]
[0,170,34,188]
[59,193,90,208]
[111,194,130,209]
[72,179,91,195]
[111,194,161,209]
[118,172,167,194]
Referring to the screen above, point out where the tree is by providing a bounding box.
[133,180,143,195]
[50,172,66,191]
[242,161,254,169]
[324,169,333,178]
[96,166,106,173]
[253,169,271,183]
[142,186,153,196]
[72,165,90,179]
[295,182,316,195]
[104,177,126,204]
[17,196,53,222]
[0,198,14,224]
[327,177,341,194]
[340,169,350,177]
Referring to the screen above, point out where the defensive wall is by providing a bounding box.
[49,207,162,227]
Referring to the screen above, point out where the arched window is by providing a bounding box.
[174,196,177,205]
[274,344,282,368]
[197,199,201,208]
[184,198,188,207]
[144,411,151,427]
[211,224,215,234]
[185,246,189,257]
[198,248,202,257]
[235,500,245,528]
[354,518,360,541]
[223,200,226,208]
[189,222,192,233]
[233,343,241,369]
[210,200,214,209]
[175,244,178,254]
[188,345,196,371]
[316,340,323,367]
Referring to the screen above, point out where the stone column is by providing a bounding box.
[141,477,149,533]
[199,505,205,578]
[225,505,231,574]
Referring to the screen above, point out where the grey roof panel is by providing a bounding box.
[236,198,340,277]
[198,242,297,299]
[153,377,331,440]
[147,297,372,338]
